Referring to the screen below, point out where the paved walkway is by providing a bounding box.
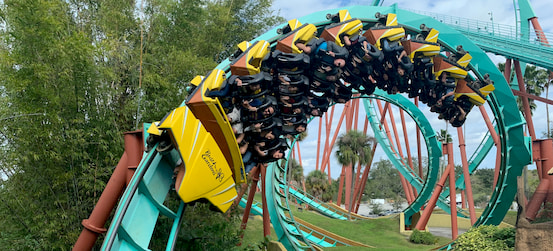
[428,227,467,239]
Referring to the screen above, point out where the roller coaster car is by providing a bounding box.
[183,69,245,183]
[228,72,272,98]
[363,13,405,50]
[230,40,271,76]
[321,10,362,47]
[433,53,472,79]
[151,107,239,213]
[402,28,440,59]
[453,78,495,106]
[272,50,311,73]
[276,19,318,54]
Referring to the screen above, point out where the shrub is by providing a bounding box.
[454,225,515,251]
[409,229,437,245]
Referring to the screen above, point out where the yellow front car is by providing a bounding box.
[156,105,238,212]
[185,69,245,183]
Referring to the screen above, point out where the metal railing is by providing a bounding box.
[404,8,552,45]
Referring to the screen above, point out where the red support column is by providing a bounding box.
[414,97,424,178]
[239,165,260,241]
[529,17,550,45]
[316,117,322,171]
[74,130,144,250]
[526,139,553,220]
[514,61,537,141]
[504,58,512,82]
[447,143,458,239]
[376,100,413,203]
[260,164,271,238]
[478,106,503,188]
[354,98,360,130]
[457,127,477,224]
[400,110,415,174]
[321,106,335,175]
[343,101,356,212]
[416,143,453,231]
[387,104,417,202]
[354,143,378,213]
[345,164,353,211]
[321,104,348,184]
[337,167,346,206]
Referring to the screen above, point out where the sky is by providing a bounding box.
[269,0,553,179]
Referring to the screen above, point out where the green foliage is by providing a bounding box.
[0,0,283,248]
[409,229,437,245]
[177,203,241,250]
[335,130,375,218]
[287,158,304,188]
[305,170,333,201]
[364,159,405,199]
[370,203,383,215]
[471,168,495,207]
[454,225,515,251]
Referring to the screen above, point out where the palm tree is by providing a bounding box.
[335,130,375,220]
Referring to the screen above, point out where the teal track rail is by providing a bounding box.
[266,161,314,250]
[100,5,534,250]
[285,185,348,220]
[239,197,349,248]
[404,8,553,70]
[102,143,185,250]
[392,7,532,226]
[255,4,531,248]
[362,91,444,224]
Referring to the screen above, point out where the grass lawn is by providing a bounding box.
[289,206,452,250]
[241,193,519,250]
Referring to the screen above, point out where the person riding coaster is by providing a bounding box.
[241,96,278,125]
[341,35,383,95]
[272,50,311,74]
[401,25,440,98]
[275,74,309,95]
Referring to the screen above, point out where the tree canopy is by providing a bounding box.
[0,0,283,248]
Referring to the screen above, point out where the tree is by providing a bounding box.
[364,159,405,199]
[287,158,304,188]
[0,0,284,248]
[305,170,332,201]
[335,130,375,220]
